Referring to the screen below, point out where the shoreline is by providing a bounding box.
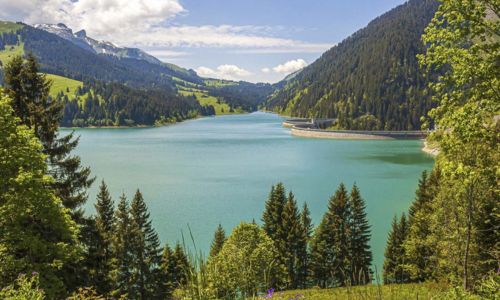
[283,118,436,156]
[60,112,252,130]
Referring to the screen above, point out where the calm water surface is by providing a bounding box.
[67,112,434,271]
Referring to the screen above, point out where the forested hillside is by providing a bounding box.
[0,21,273,126]
[266,0,440,130]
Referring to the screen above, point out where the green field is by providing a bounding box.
[0,21,23,33]
[0,43,24,65]
[45,74,83,98]
[178,86,243,115]
[248,283,449,300]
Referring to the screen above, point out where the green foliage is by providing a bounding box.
[348,184,373,285]
[110,193,133,298]
[0,274,45,300]
[281,192,308,289]
[417,0,499,290]
[310,183,350,287]
[207,222,285,299]
[403,170,440,282]
[209,224,227,258]
[0,92,79,298]
[4,54,94,220]
[383,214,410,284]
[92,181,115,295]
[266,0,440,130]
[128,189,164,299]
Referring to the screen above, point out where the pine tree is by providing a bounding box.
[209,224,226,258]
[93,181,115,295]
[383,214,410,284]
[281,191,307,288]
[129,189,163,299]
[111,193,133,298]
[4,54,94,221]
[348,184,372,285]
[310,183,351,287]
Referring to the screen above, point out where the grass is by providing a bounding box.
[0,21,23,34]
[45,74,83,98]
[248,283,448,300]
[204,79,237,87]
[0,43,24,65]
[178,86,244,115]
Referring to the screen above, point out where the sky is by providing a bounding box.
[0,0,407,83]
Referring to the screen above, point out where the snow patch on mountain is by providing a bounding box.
[34,23,162,65]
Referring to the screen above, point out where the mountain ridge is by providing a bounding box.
[266,0,440,131]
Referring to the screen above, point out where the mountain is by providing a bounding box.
[266,0,440,130]
[34,23,162,65]
[0,21,274,126]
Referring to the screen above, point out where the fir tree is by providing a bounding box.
[281,192,307,288]
[404,171,436,282]
[348,184,372,285]
[261,183,288,286]
[262,183,287,240]
[111,193,133,298]
[4,54,94,221]
[93,181,115,295]
[158,244,176,298]
[129,190,163,299]
[172,243,191,287]
[310,183,351,287]
[383,214,410,284]
[299,202,313,286]
[209,224,226,258]
[301,202,313,241]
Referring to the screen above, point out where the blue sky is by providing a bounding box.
[0,0,407,83]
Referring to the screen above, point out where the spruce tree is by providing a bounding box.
[111,193,133,298]
[129,190,163,299]
[209,224,226,258]
[310,183,351,287]
[262,183,287,240]
[261,183,288,286]
[158,244,176,298]
[383,214,410,284]
[299,202,313,287]
[404,171,436,282]
[301,202,313,241]
[4,54,94,220]
[281,192,307,288]
[93,181,115,295]
[348,184,372,285]
[172,243,191,287]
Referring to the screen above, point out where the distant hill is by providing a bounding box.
[0,21,274,126]
[266,0,440,130]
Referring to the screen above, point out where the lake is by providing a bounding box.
[67,111,434,272]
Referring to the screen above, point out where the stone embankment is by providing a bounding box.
[284,119,428,140]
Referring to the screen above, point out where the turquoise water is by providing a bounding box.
[67,112,434,272]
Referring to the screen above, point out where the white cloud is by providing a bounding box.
[1,0,185,40]
[0,0,332,53]
[269,59,308,74]
[261,67,271,73]
[195,64,252,81]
